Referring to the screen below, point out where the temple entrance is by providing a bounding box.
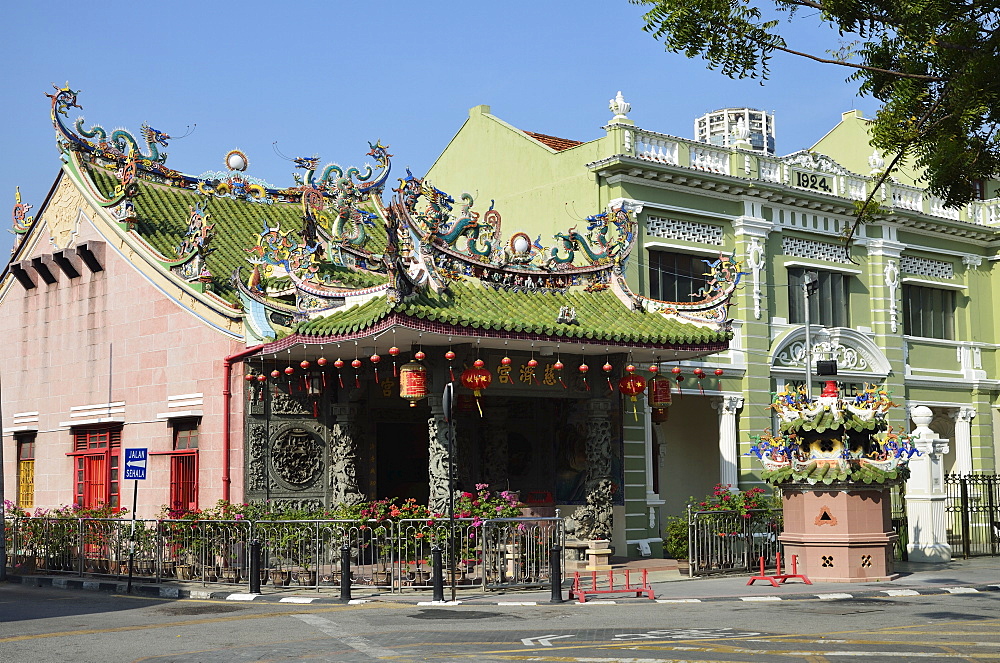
[375,421,429,504]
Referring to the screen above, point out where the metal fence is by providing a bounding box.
[687,507,783,577]
[945,474,1000,558]
[4,515,563,592]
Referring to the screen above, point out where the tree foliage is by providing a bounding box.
[630,0,1000,208]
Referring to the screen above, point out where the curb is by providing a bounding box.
[6,574,999,606]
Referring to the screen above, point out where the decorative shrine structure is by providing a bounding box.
[747,381,919,582]
[3,84,743,550]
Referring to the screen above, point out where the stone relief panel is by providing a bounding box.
[247,423,268,492]
[271,426,324,489]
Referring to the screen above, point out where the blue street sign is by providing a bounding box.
[123,448,148,480]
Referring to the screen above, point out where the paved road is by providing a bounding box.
[3,583,1000,662]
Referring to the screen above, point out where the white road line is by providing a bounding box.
[740,596,782,601]
[944,587,980,594]
[656,599,702,603]
[225,593,258,601]
[348,599,369,605]
[498,601,538,605]
[816,593,854,600]
[416,600,462,606]
[294,613,399,659]
[574,600,617,605]
[279,596,317,603]
[882,589,921,596]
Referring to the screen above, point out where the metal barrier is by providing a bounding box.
[687,507,783,577]
[4,515,564,592]
[945,474,1000,558]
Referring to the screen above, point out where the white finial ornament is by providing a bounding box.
[733,117,751,149]
[868,149,885,176]
[609,91,631,121]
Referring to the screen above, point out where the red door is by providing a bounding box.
[83,454,108,507]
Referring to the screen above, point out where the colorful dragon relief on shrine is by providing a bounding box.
[746,381,919,486]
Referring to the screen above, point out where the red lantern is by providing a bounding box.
[389,347,400,377]
[444,350,455,360]
[648,364,659,374]
[300,360,310,370]
[414,350,426,361]
[334,359,345,388]
[714,368,724,377]
[461,365,492,416]
[579,362,590,391]
[317,356,328,366]
[714,368,724,392]
[370,354,381,383]
[626,364,636,374]
[244,374,254,382]
[649,374,672,422]
[693,367,706,395]
[270,369,281,379]
[671,366,683,397]
[474,358,485,369]
[334,359,344,369]
[399,361,427,407]
[256,374,267,383]
[553,361,566,389]
[500,356,512,366]
[527,358,538,368]
[351,358,362,388]
[284,366,295,375]
[603,362,614,392]
[619,373,647,421]
[351,359,362,369]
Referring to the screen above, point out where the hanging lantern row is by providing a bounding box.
[249,350,723,414]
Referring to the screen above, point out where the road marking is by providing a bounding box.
[498,601,537,605]
[416,600,462,606]
[294,613,399,659]
[279,597,317,604]
[741,596,782,601]
[225,593,258,601]
[816,593,854,600]
[656,598,702,603]
[521,634,574,646]
[944,587,979,594]
[574,600,617,604]
[348,599,369,605]
[882,589,920,596]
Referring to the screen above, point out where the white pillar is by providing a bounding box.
[953,406,975,474]
[713,395,744,489]
[906,405,952,563]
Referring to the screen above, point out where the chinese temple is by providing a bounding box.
[2,84,741,550]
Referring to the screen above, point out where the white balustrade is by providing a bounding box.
[634,131,679,165]
[889,183,923,211]
[970,199,1000,226]
[928,197,961,220]
[758,157,783,184]
[690,146,730,174]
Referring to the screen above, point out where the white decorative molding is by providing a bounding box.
[646,216,724,246]
[770,326,892,378]
[900,255,954,279]
[884,259,899,333]
[952,406,976,474]
[962,254,983,268]
[747,237,765,320]
[900,276,966,291]
[783,260,862,275]
[781,236,852,264]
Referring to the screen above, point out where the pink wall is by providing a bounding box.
[1,219,247,518]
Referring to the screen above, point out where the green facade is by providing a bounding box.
[426,99,1000,558]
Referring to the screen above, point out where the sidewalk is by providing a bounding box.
[5,556,999,605]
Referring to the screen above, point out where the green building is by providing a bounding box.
[424,93,1000,558]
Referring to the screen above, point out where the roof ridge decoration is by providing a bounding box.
[10,187,35,256]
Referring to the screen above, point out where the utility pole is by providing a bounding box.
[802,272,818,400]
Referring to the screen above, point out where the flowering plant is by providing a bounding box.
[693,484,773,519]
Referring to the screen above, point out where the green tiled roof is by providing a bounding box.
[296,280,730,346]
[87,165,388,302]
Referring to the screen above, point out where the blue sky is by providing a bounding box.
[1,1,878,258]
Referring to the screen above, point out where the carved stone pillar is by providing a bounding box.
[567,399,614,541]
[329,405,365,506]
[712,395,744,489]
[906,405,952,563]
[427,394,456,515]
[952,406,975,474]
[482,404,509,489]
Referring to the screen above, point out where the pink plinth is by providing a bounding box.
[778,486,898,583]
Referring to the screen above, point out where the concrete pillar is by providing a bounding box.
[713,395,744,489]
[906,405,952,563]
[953,406,975,474]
